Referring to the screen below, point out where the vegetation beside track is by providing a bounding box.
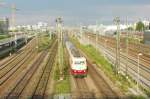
[0,34,10,40]
[53,44,70,94]
[38,34,54,51]
[71,37,147,98]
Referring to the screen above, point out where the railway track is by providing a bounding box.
[84,54,121,98]
[87,33,150,72]
[5,51,46,99]
[0,38,35,67]
[32,40,58,99]
[73,78,95,98]
[0,39,37,95]
[84,33,150,89]
[96,35,150,73]
[0,40,37,85]
[0,49,36,85]
[74,78,88,92]
[69,38,121,98]
[104,46,150,88]
[5,39,57,99]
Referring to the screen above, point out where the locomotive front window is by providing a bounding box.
[74,61,85,65]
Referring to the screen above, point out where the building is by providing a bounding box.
[37,22,48,31]
[0,17,9,34]
[144,30,150,44]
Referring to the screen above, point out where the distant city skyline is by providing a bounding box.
[0,0,150,26]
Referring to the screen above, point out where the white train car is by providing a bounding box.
[66,41,87,77]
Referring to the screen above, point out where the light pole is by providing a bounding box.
[96,31,98,52]
[96,32,99,51]
[95,21,98,52]
[137,53,142,92]
[35,30,39,49]
[56,17,63,80]
[11,4,19,49]
[80,23,83,39]
[126,17,129,78]
[104,40,108,58]
[88,35,90,46]
[49,18,52,40]
[113,17,121,74]
[105,40,108,48]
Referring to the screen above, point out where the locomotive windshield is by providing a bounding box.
[74,61,85,65]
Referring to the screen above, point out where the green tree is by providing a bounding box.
[136,21,145,31]
[128,26,134,31]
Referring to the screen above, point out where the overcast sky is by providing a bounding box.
[0,0,150,26]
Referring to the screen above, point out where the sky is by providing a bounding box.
[0,0,150,26]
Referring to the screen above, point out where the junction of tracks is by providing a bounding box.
[0,31,149,99]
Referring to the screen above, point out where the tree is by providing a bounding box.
[136,21,145,31]
[128,26,134,31]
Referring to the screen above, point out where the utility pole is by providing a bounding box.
[126,17,129,78]
[96,21,98,52]
[11,4,17,48]
[137,53,142,92]
[113,17,121,74]
[35,30,39,49]
[56,17,63,80]
[49,19,52,39]
[80,23,83,39]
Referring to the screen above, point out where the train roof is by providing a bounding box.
[66,41,82,57]
[71,47,81,57]
[0,36,25,46]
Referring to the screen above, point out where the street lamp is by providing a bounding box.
[137,53,142,92]
[105,40,108,48]
[96,30,98,51]
[88,36,90,45]
[104,40,108,58]
[35,30,39,49]
[95,21,98,51]
[80,23,83,39]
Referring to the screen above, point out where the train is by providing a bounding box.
[0,37,32,58]
[66,41,88,77]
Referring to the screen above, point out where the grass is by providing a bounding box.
[128,37,142,44]
[53,44,70,94]
[0,34,10,40]
[38,35,52,51]
[55,77,70,94]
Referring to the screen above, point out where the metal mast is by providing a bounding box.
[114,17,121,74]
[56,17,63,80]
[126,17,129,77]
[11,4,17,48]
